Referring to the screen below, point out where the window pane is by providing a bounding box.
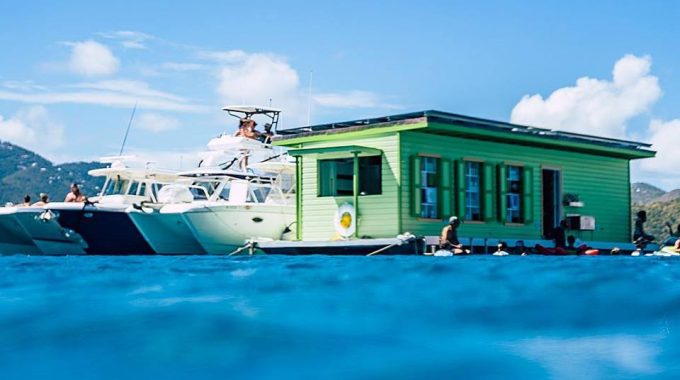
[506,165,523,223]
[319,156,382,197]
[419,157,439,219]
[465,162,482,221]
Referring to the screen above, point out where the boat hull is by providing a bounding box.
[182,204,295,254]
[49,203,154,255]
[0,208,86,255]
[128,207,206,255]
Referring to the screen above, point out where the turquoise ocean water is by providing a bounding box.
[1,255,680,379]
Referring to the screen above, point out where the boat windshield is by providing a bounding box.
[192,181,221,197]
[102,177,130,196]
[249,184,272,203]
[189,187,209,201]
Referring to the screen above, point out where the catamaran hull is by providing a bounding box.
[182,205,295,254]
[128,210,206,255]
[50,204,155,255]
[0,208,86,255]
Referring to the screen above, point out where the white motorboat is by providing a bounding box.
[128,106,296,254]
[0,206,87,255]
[46,157,180,254]
[129,164,295,254]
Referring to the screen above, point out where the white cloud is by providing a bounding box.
[206,49,395,127]
[216,52,300,106]
[0,79,207,112]
[511,54,661,138]
[98,31,153,49]
[2,80,48,92]
[198,49,248,63]
[638,119,680,176]
[212,51,305,125]
[67,40,120,77]
[136,112,181,133]
[0,106,64,154]
[160,62,207,71]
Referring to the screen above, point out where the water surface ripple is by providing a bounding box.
[1,255,680,379]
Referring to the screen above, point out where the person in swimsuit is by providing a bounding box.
[32,193,49,207]
[439,216,469,254]
[64,183,86,202]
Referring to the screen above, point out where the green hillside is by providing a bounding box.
[0,141,104,204]
[631,182,680,243]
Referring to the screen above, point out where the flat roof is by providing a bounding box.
[275,110,654,156]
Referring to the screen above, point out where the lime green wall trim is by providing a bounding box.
[274,121,428,146]
[427,122,655,159]
[295,156,302,240]
[396,132,403,234]
[353,152,360,238]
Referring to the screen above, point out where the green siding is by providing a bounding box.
[400,130,632,242]
[297,134,400,240]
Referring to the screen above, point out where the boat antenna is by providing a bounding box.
[119,102,137,156]
[306,71,313,126]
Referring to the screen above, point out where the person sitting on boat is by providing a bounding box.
[535,219,569,255]
[258,123,274,144]
[633,210,655,246]
[493,241,510,256]
[64,183,86,203]
[439,216,469,254]
[233,119,261,140]
[22,194,31,207]
[32,193,49,207]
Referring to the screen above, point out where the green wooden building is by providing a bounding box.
[273,110,655,245]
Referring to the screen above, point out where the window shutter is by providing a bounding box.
[455,160,466,221]
[482,162,495,222]
[522,166,534,224]
[410,155,422,217]
[438,159,452,218]
[497,164,507,222]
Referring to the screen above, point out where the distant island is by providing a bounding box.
[0,141,103,205]
[632,182,680,242]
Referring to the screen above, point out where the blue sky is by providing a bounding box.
[1,0,679,188]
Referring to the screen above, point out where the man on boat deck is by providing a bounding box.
[234,119,261,140]
[440,216,469,254]
[32,193,49,207]
[65,183,86,203]
[22,195,31,206]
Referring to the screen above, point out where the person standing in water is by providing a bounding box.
[439,216,469,255]
[64,183,86,202]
